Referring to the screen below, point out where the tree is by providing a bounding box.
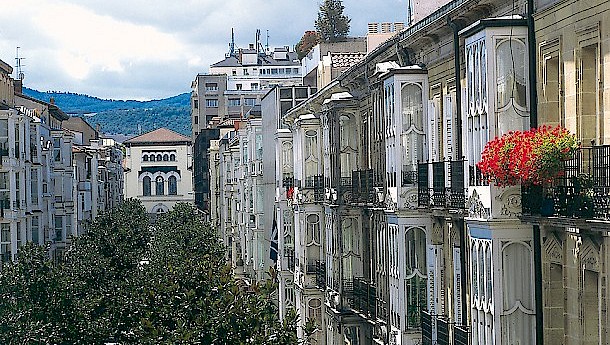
[296,31,321,60]
[315,0,351,42]
[0,201,307,344]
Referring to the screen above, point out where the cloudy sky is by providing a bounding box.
[0,0,406,100]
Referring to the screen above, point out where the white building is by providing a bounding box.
[123,128,194,216]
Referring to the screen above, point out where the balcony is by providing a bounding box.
[522,145,610,221]
[351,169,374,204]
[417,160,466,210]
[315,260,326,289]
[352,278,376,319]
[303,175,324,202]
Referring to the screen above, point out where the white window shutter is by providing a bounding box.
[453,247,462,324]
[428,100,437,161]
[444,94,454,161]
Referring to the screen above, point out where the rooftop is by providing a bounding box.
[123,128,191,145]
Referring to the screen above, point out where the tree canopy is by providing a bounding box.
[315,0,351,42]
[0,200,304,344]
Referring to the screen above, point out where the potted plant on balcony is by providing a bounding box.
[477,126,578,216]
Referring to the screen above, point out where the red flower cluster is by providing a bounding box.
[477,126,578,186]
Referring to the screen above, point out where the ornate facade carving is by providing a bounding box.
[466,190,490,219]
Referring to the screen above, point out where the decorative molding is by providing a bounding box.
[543,233,563,264]
[466,190,489,219]
[580,236,600,272]
[495,187,522,219]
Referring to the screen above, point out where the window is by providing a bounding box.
[193,99,198,109]
[53,138,61,162]
[271,68,278,75]
[155,176,164,195]
[31,216,39,244]
[405,227,427,329]
[244,98,256,106]
[206,99,218,108]
[228,98,241,107]
[401,83,425,181]
[54,216,63,241]
[168,176,177,195]
[143,176,151,196]
[295,87,308,99]
[156,154,162,161]
[496,38,528,134]
[243,68,249,75]
[143,155,149,161]
[251,83,259,90]
[232,70,237,76]
[1,223,10,261]
[280,88,292,99]
[205,83,218,91]
[31,169,38,206]
[150,154,155,162]
[170,153,176,161]
[194,116,199,125]
[236,84,242,90]
[163,154,169,161]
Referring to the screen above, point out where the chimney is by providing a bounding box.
[249,43,254,50]
[13,80,22,94]
[49,97,55,105]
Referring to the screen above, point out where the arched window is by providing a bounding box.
[170,153,176,161]
[143,176,151,196]
[156,154,162,161]
[168,176,177,195]
[155,176,164,195]
[163,154,169,161]
[150,155,155,162]
[143,155,149,161]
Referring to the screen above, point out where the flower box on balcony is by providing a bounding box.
[477,126,578,187]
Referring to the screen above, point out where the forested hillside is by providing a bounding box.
[22,88,191,137]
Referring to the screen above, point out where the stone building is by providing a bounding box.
[209,0,610,344]
[123,128,194,217]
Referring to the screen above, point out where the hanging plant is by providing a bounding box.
[477,125,578,187]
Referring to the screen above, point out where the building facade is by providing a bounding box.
[123,128,194,217]
[208,0,610,344]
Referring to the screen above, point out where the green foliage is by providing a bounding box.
[315,0,351,42]
[22,88,191,136]
[0,201,304,344]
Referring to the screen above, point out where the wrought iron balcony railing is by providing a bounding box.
[352,169,374,204]
[315,260,326,290]
[303,175,325,202]
[353,277,376,320]
[522,145,610,221]
[418,160,466,210]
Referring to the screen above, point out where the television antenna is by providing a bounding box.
[15,47,25,80]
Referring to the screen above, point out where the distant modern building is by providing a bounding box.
[191,33,305,217]
[123,128,193,217]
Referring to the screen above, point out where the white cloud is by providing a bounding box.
[0,0,408,100]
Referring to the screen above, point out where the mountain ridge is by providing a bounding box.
[22,87,191,137]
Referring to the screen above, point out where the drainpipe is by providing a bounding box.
[448,17,469,327]
[527,0,543,343]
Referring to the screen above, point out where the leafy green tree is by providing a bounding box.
[0,201,306,344]
[315,0,351,42]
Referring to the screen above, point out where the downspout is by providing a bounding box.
[527,0,543,343]
[448,17,468,327]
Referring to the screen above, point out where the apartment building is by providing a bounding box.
[209,1,610,345]
[191,36,304,218]
[0,60,124,264]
